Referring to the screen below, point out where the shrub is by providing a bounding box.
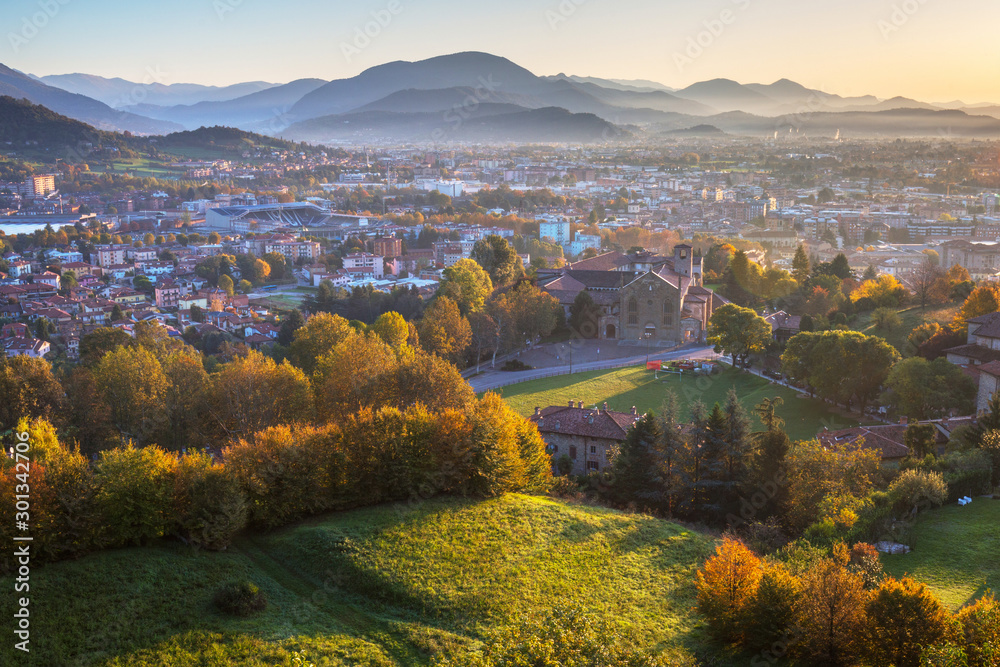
[213,580,267,617]
[863,577,954,667]
[93,444,177,547]
[173,451,248,550]
[872,307,903,331]
[956,593,1000,667]
[696,537,761,646]
[888,469,948,516]
[500,359,532,372]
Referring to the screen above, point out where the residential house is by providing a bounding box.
[4,337,50,358]
[529,402,642,475]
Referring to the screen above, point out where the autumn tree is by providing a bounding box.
[707,304,772,368]
[696,537,762,646]
[370,311,409,349]
[208,350,314,440]
[94,345,169,446]
[313,331,398,421]
[437,258,493,315]
[0,355,65,431]
[419,296,472,364]
[954,283,1000,331]
[851,274,908,310]
[471,234,524,287]
[161,350,211,449]
[863,577,954,667]
[784,440,882,533]
[793,548,867,666]
[218,274,235,298]
[288,312,353,374]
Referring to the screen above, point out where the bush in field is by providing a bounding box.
[172,450,247,550]
[93,444,177,547]
[887,469,948,516]
[213,580,267,617]
[696,537,762,646]
[862,577,954,667]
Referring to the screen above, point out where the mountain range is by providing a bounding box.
[6,52,1000,144]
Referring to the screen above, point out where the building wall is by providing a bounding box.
[978,373,999,413]
[539,432,619,476]
[619,273,683,344]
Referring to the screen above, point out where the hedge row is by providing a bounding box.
[0,394,551,571]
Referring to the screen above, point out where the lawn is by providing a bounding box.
[4,495,717,666]
[493,366,860,442]
[882,499,1000,611]
[852,303,959,352]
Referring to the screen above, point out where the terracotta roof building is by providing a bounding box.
[529,402,641,475]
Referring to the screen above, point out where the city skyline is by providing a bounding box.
[3,0,999,104]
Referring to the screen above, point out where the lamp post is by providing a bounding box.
[644,330,652,365]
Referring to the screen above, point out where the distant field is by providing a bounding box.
[493,365,860,441]
[4,495,717,665]
[853,303,959,352]
[882,499,1000,611]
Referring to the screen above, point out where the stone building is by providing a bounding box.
[539,246,725,345]
[529,402,641,475]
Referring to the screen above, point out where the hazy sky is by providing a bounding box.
[5,0,999,102]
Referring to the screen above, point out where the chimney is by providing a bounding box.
[900,416,908,426]
[577,401,584,409]
[631,406,638,415]
[568,400,574,408]
[534,407,541,417]
[603,402,609,412]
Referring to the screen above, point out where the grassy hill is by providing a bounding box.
[882,499,1000,611]
[494,366,861,442]
[3,495,716,666]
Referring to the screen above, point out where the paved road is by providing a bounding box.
[469,344,719,393]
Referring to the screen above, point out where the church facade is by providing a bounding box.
[540,246,724,346]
